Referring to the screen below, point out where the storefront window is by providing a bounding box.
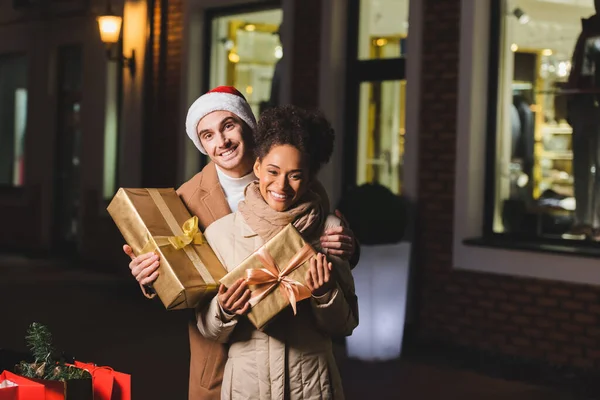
[346,0,409,194]
[357,80,406,194]
[358,0,409,60]
[103,60,119,199]
[491,0,600,241]
[0,53,27,187]
[210,8,282,117]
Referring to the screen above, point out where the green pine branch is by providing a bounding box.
[16,322,90,381]
[26,322,54,365]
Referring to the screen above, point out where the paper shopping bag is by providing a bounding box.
[73,362,130,400]
[28,376,92,400]
[0,371,45,400]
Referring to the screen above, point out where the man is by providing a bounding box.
[566,0,600,239]
[124,86,358,399]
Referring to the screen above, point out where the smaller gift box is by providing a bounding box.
[108,188,228,310]
[220,224,317,330]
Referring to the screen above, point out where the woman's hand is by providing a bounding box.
[124,245,160,286]
[305,253,334,297]
[319,210,356,260]
[218,279,251,315]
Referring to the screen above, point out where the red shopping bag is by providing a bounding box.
[0,371,45,400]
[27,377,91,400]
[73,362,130,400]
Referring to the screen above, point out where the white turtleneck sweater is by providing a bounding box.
[215,165,256,212]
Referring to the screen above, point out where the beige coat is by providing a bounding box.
[177,162,232,400]
[175,162,335,400]
[199,211,359,400]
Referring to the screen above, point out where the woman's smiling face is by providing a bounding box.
[253,144,311,212]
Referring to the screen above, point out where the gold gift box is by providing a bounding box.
[220,224,317,330]
[107,188,227,310]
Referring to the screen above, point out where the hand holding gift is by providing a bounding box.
[124,246,160,287]
[108,188,228,310]
[220,224,320,330]
[217,279,251,316]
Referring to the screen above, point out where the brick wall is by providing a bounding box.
[289,0,321,108]
[416,0,600,369]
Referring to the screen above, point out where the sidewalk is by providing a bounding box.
[0,254,579,399]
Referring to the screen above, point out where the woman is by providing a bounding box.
[197,105,358,399]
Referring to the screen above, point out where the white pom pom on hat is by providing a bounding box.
[185,86,257,154]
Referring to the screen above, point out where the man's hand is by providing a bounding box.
[319,210,355,260]
[124,245,160,286]
[305,253,334,297]
[217,279,251,315]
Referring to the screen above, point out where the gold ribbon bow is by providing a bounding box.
[152,216,205,249]
[166,216,205,249]
[245,243,314,315]
[145,189,215,288]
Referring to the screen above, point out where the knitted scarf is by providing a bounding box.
[238,181,324,242]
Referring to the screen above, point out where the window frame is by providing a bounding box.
[478,0,600,252]
[343,0,408,194]
[199,1,283,170]
[0,51,29,189]
[454,0,600,285]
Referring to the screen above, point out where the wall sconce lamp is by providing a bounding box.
[512,7,530,24]
[97,2,136,77]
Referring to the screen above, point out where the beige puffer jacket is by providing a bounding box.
[198,211,358,400]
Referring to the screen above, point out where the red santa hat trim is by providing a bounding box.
[185,86,257,154]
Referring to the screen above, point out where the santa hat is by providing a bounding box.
[185,86,257,154]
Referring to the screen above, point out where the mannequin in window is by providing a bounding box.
[566,0,600,239]
[510,94,535,201]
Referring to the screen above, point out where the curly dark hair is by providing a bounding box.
[254,105,335,175]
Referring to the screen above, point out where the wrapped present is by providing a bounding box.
[220,224,317,330]
[108,188,227,310]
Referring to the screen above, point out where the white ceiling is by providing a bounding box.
[361,0,594,61]
[509,0,595,59]
[218,9,282,26]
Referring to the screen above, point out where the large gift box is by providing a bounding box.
[220,224,317,329]
[108,188,228,309]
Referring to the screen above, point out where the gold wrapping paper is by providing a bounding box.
[220,224,317,330]
[107,188,227,310]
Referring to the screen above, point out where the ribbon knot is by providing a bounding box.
[165,216,206,250]
[245,243,314,315]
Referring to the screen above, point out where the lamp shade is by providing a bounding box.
[97,14,122,44]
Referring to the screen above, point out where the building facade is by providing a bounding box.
[2,0,600,370]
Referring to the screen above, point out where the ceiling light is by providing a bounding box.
[512,8,530,24]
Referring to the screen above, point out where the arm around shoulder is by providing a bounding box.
[310,252,359,337]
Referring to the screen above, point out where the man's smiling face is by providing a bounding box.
[197,111,253,177]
